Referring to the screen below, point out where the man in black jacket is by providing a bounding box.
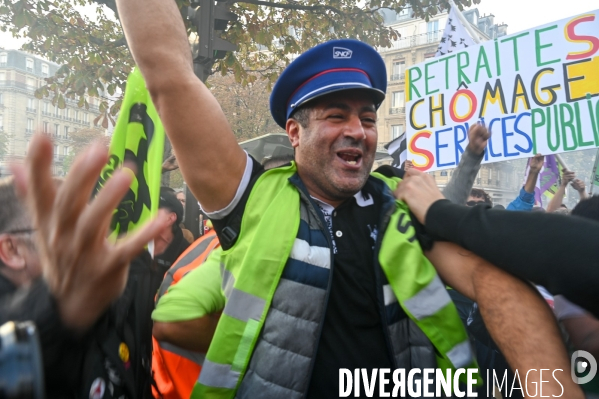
[4,139,168,397]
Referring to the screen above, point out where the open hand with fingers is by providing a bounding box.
[11,134,169,333]
[394,169,446,224]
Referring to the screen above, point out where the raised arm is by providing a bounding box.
[115,0,246,212]
[546,170,574,213]
[426,242,583,398]
[441,124,487,205]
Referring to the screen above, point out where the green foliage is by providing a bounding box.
[0,0,480,123]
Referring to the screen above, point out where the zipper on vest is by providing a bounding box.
[294,185,335,398]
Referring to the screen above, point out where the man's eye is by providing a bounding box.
[362,118,376,123]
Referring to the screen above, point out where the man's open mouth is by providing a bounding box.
[337,151,362,166]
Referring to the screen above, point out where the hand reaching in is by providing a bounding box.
[11,134,169,332]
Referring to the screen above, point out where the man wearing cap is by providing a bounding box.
[156,187,190,269]
[114,0,580,397]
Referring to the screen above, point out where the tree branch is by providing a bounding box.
[237,0,344,15]
[89,35,127,47]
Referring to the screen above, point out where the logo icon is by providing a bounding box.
[571,350,597,384]
[333,47,353,59]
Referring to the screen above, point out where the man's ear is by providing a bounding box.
[167,211,177,226]
[286,119,301,148]
[0,235,26,271]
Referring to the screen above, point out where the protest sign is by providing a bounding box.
[406,10,599,171]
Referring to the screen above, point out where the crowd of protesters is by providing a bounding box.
[1,1,599,398]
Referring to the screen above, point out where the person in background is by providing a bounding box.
[176,190,186,208]
[7,136,169,397]
[155,187,191,269]
[546,169,587,213]
[466,187,493,206]
[505,154,544,211]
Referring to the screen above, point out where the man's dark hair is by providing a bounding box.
[571,196,599,222]
[469,188,493,205]
[159,187,184,227]
[289,106,311,129]
[0,177,31,234]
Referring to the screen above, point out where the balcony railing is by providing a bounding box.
[390,74,405,81]
[26,107,36,113]
[25,128,33,134]
[389,107,405,115]
[379,30,444,52]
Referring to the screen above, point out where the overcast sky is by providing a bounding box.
[0,1,597,51]
[466,0,596,34]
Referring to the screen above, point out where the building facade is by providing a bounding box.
[0,49,103,176]
[375,8,521,206]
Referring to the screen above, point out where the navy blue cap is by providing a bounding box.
[269,39,387,129]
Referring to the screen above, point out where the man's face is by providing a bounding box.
[287,90,378,204]
[466,196,487,207]
[176,192,186,207]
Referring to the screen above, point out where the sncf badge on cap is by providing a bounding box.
[333,47,353,59]
[269,39,387,129]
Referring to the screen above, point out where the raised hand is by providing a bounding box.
[394,169,446,224]
[466,123,490,155]
[11,134,168,332]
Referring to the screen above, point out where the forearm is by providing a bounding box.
[523,171,539,194]
[442,148,483,205]
[153,314,219,352]
[579,189,588,200]
[425,200,599,318]
[546,184,567,213]
[471,260,582,398]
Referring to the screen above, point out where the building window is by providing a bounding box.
[0,72,5,81]
[43,121,49,133]
[0,93,3,105]
[54,145,59,160]
[83,113,88,123]
[0,52,6,66]
[74,110,79,122]
[391,60,405,81]
[26,58,34,72]
[63,146,69,156]
[391,91,405,109]
[427,20,439,42]
[391,125,403,140]
[43,102,50,114]
[440,170,448,176]
[26,77,35,89]
[54,124,59,136]
[0,115,3,132]
[26,98,35,112]
[26,118,34,133]
[64,126,69,138]
[41,63,49,77]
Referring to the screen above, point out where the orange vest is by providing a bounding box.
[152,230,220,399]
